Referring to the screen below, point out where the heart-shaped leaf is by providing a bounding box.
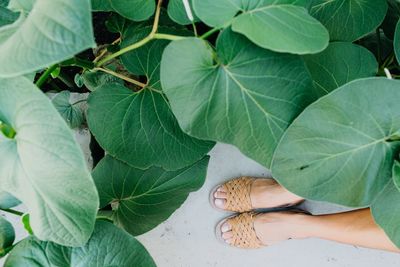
[193,0,329,54]
[271,78,400,207]
[0,191,20,209]
[91,0,112,11]
[109,0,155,21]
[310,0,388,41]
[304,42,378,97]
[161,28,315,168]
[0,0,95,77]
[0,6,18,26]
[393,160,400,192]
[4,221,156,266]
[92,155,209,235]
[0,216,14,255]
[88,26,213,171]
[168,0,199,25]
[0,76,99,246]
[371,180,400,248]
[395,19,400,64]
[51,91,84,129]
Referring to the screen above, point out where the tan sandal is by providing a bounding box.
[210,177,256,213]
[216,212,263,249]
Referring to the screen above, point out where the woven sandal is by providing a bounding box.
[216,210,311,249]
[210,177,256,213]
[216,212,263,249]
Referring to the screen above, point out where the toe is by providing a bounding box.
[222,231,233,239]
[214,191,227,199]
[214,198,226,209]
[217,186,227,193]
[225,238,233,244]
[221,222,232,233]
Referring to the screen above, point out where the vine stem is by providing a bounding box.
[0,208,23,216]
[35,64,58,88]
[94,67,147,88]
[200,27,220,39]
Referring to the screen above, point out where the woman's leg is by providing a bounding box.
[221,208,400,253]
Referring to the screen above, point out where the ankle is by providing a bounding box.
[284,213,315,240]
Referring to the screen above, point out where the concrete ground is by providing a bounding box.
[1,143,399,266]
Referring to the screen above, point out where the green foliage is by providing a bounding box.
[0,0,95,77]
[303,42,378,97]
[1,0,400,263]
[310,0,388,41]
[161,28,315,167]
[51,91,85,129]
[0,216,14,256]
[5,221,156,267]
[193,0,329,54]
[93,155,209,235]
[0,77,99,246]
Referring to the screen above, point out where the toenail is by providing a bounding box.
[215,199,224,207]
[221,223,230,232]
[217,187,223,192]
[214,191,219,198]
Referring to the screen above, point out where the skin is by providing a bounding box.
[214,179,400,253]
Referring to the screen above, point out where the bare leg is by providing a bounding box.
[221,208,399,253]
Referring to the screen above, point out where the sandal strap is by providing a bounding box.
[227,212,262,249]
[223,177,254,212]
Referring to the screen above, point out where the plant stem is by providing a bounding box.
[0,121,16,139]
[94,67,147,88]
[153,33,187,41]
[61,57,95,69]
[200,27,220,39]
[35,64,58,88]
[0,208,23,216]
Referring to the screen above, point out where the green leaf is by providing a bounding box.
[0,76,99,246]
[168,0,199,25]
[371,180,400,248]
[310,0,388,42]
[4,221,156,266]
[87,82,214,170]
[0,0,95,77]
[393,160,400,192]
[303,42,378,97]
[382,0,400,40]
[91,0,113,11]
[0,6,18,27]
[105,12,132,34]
[93,155,209,235]
[109,0,155,21]
[0,0,9,7]
[21,214,33,235]
[395,19,400,63]
[161,28,315,168]
[88,26,213,171]
[271,78,400,207]
[0,191,20,209]
[0,216,15,254]
[51,91,84,129]
[193,0,329,54]
[7,0,35,12]
[81,70,123,91]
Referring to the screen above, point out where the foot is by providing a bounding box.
[220,211,311,247]
[213,178,303,210]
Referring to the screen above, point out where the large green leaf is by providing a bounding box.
[371,180,400,248]
[0,191,20,209]
[0,216,14,255]
[161,28,315,168]
[93,155,209,235]
[4,221,156,266]
[395,19,400,63]
[51,91,84,129]
[0,0,95,77]
[193,0,328,54]
[393,160,400,192]
[91,0,113,11]
[303,42,378,97]
[168,0,199,25]
[88,27,213,171]
[271,78,400,207]
[310,0,388,42]
[0,76,99,246]
[0,6,18,26]
[109,0,155,21]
